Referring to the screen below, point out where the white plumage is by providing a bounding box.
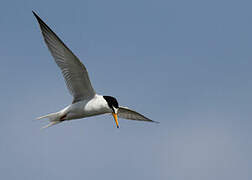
[33,11,158,128]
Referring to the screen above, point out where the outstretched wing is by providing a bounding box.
[33,11,95,103]
[118,106,159,123]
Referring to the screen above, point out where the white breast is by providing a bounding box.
[84,95,112,115]
[66,94,112,120]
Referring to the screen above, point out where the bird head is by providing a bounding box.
[103,96,119,128]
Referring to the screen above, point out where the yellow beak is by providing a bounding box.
[112,113,119,128]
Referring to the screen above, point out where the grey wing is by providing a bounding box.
[33,11,95,103]
[118,106,159,123]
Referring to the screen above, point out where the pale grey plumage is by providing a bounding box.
[118,106,158,123]
[33,11,158,128]
[33,12,95,103]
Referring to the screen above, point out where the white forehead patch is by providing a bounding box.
[113,107,118,114]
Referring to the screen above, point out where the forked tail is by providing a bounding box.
[36,112,63,129]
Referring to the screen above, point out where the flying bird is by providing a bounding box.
[33,11,158,128]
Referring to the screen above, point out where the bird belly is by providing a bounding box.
[64,98,111,120]
[66,111,107,120]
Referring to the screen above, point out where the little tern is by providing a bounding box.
[33,11,158,128]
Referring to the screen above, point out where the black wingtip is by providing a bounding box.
[149,119,160,124]
[32,10,37,17]
[32,11,41,22]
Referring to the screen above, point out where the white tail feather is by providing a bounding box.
[37,112,64,129]
[36,112,61,122]
[36,107,69,128]
[41,121,62,129]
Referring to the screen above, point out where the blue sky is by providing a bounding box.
[1,0,252,179]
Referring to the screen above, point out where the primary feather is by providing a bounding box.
[118,106,159,123]
[33,11,95,103]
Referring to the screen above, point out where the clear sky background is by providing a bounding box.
[1,0,252,179]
